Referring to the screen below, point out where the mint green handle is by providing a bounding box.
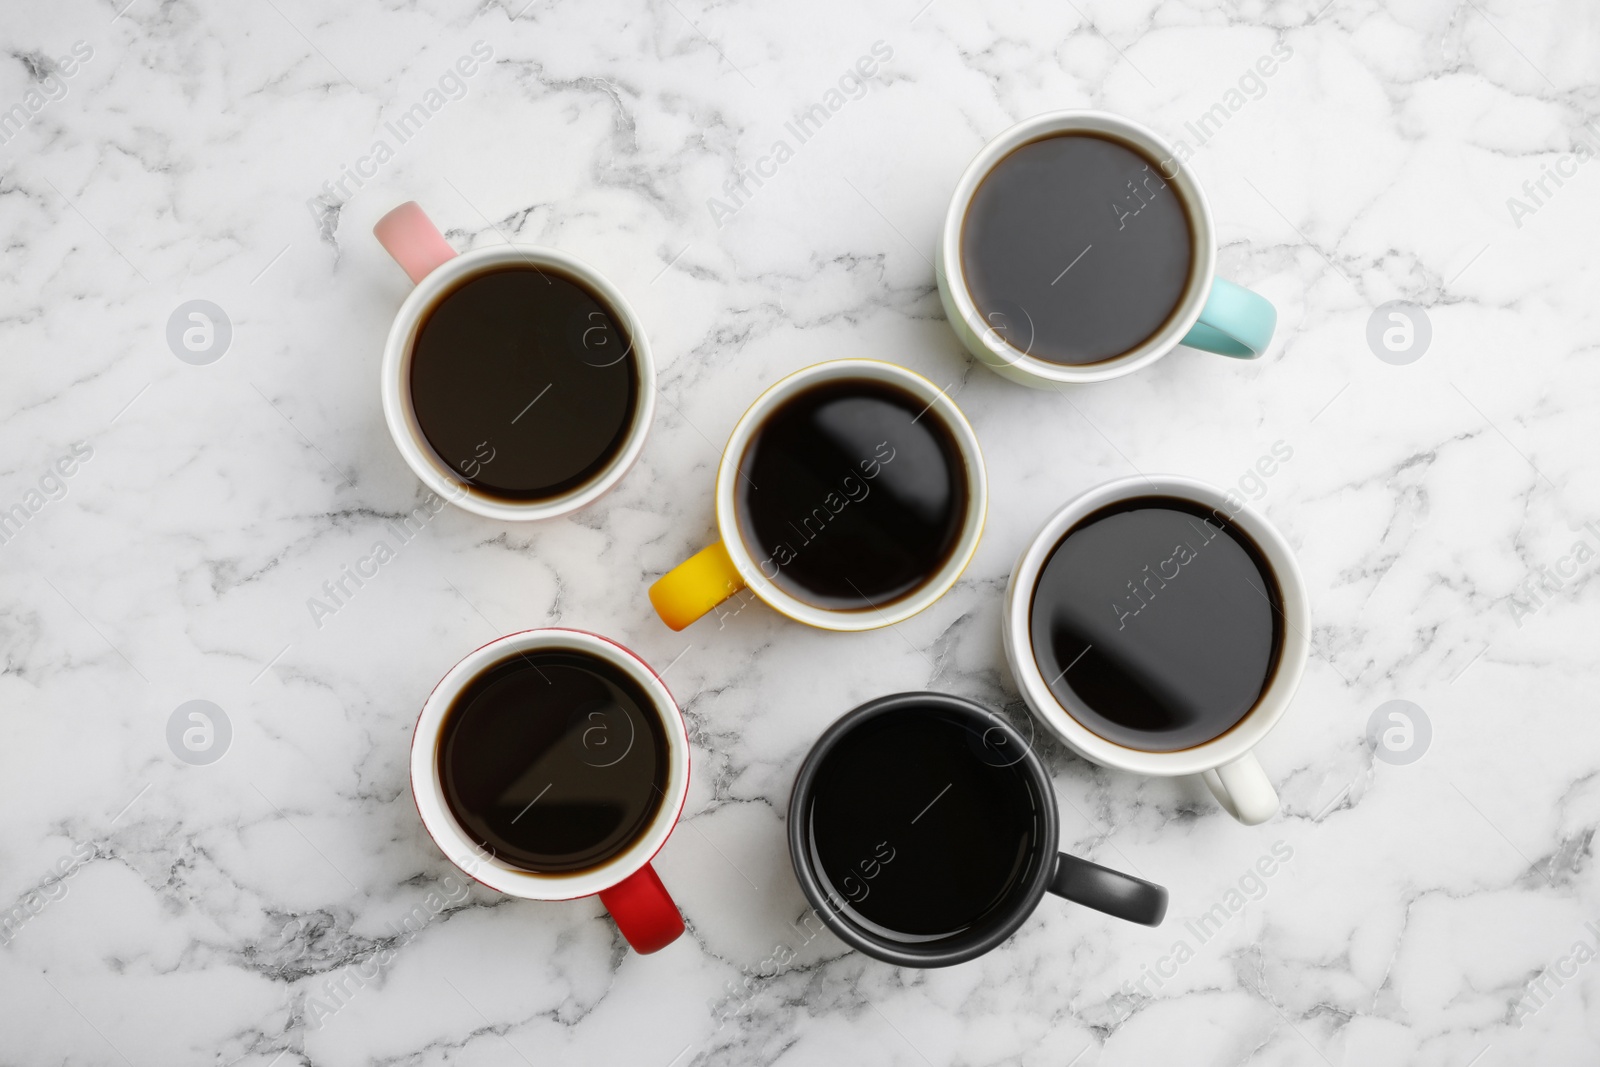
[1179,277,1276,359]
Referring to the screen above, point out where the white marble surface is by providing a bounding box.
[3,0,1598,1063]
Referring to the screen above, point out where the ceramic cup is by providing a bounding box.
[1003,475,1309,824]
[788,692,1167,968]
[648,359,987,633]
[409,628,690,953]
[936,110,1278,387]
[373,201,655,521]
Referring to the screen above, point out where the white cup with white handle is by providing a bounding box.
[1001,475,1309,824]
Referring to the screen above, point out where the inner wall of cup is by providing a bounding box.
[722,367,985,621]
[949,116,1215,371]
[392,251,652,511]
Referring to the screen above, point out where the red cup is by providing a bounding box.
[410,628,689,953]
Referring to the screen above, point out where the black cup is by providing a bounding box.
[788,692,1167,967]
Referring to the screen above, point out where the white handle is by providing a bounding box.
[1200,752,1279,825]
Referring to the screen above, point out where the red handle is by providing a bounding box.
[598,862,684,954]
[373,201,457,284]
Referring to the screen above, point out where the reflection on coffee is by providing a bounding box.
[734,379,968,610]
[1030,496,1283,751]
[410,266,639,501]
[437,648,668,873]
[801,701,1043,940]
[961,132,1194,365]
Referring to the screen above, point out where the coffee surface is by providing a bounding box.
[734,379,968,611]
[803,704,1042,941]
[961,133,1194,365]
[1030,497,1283,751]
[438,648,668,873]
[411,267,638,501]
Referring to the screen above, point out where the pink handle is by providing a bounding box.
[373,201,457,284]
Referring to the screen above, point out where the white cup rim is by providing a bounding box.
[937,110,1217,385]
[379,245,656,521]
[408,628,690,900]
[1002,475,1309,776]
[711,359,988,632]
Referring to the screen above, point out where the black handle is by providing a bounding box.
[1048,853,1168,927]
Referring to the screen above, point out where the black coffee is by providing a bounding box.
[802,703,1043,941]
[734,379,968,611]
[410,266,639,501]
[1030,497,1283,752]
[961,133,1194,365]
[438,648,668,873]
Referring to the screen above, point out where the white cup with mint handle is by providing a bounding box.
[937,110,1278,386]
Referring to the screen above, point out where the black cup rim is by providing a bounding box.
[787,691,1061,968]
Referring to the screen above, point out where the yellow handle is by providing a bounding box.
[649,541,747,631]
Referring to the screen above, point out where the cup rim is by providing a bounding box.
[937,109,1217,385]
[712,359,988,632]
[786,691,1059,967]
[379,244,657,521]
[1002,475,1310,777]
[408,627,690,900]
